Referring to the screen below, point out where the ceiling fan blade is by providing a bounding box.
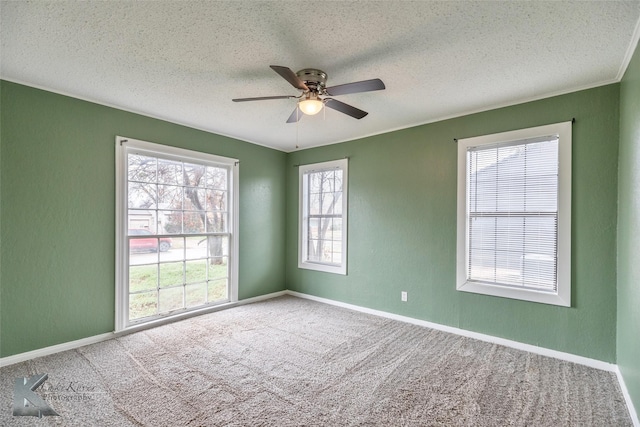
[232,95,294,102]
[325,78,385,96]
[324,99,368,119]
[270,65,309,91]
[286,106,302,123]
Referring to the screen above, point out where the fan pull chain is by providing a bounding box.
[295,108,300,149]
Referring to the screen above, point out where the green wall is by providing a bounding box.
[617,40,640,415]
[0,81,287,357]
[0,78,625,367]
[286,85,620,362]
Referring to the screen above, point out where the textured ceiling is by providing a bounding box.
[2,1,640,152]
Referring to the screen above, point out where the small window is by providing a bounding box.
[298,159,348,275]
[456,122,572,306]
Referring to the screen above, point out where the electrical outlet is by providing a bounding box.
[401,291,408,302]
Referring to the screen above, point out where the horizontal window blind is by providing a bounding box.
[467,137,559,292]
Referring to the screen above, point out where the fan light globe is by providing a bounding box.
[299,95,323,115]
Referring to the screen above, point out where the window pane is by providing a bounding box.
[321,241,333,263]
[129,235,160,254]
[129,265,157,292]
[332,241,342,263]
[308,218,320,239]
[335,170,344,191]
[186,283,207,308]
[333,193,343,214]
[318,218,332,240]
[183,212,206,233]
[309,173,321,192]
[129,291,157,320]
[128,155,156,183]
[163,211,183,234]
[332,219,343,248]
[206,189,227,211]
[159,262,183,288]
[160,236,184,262]
[469,217,497,251]
[183,163,207,187]
[183,235,207,259]
[186,260,207,284]
[199,235,227,260]
[157,184,182,209]
[209,257,228,280]
[218,235,230,255]
[308,239,320,262]
[208,278,228,302]
[128,182,156,209]
[321,192,339,214]
[324,170,335,191]
[130,251,159,266]
[157,159,183,185]
[159,287,184,313]
[469,249,497,282]
[309,192,321,215]
[206,212,227,233]
[206,166,227,190]
[184,188,207,211]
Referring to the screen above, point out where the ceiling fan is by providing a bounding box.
[232,65,385,123]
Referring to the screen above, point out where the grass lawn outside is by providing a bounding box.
[129,260,229,320]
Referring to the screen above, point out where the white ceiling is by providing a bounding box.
[2,1,640,152]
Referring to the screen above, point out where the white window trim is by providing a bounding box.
[456,122,572,307]
[115,136,239,331]
[298,159,348,275]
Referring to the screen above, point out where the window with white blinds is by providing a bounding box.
[456,122,572,306]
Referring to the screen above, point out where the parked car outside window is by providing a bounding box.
[128,229,172,252]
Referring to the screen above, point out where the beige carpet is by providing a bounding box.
[0,295,632,426]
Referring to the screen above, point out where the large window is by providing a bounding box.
[456,122,572,306]
[299,159,348,275]
[116,137,238,330]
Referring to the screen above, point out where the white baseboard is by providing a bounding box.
[239,290,288,305]
[615,366,640,427]
[286,290,640,425]
[0,290,288,368]
[2,288,636,426]
[0,332,116,368]
[285,290,616,371]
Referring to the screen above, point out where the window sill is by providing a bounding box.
[298,261,347,275]
[457,280,571,307]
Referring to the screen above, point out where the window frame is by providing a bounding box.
[298,159,349,275]
[115,136,239,331]
[456,121,572,307]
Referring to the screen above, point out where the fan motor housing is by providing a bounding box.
[296,68,327,92]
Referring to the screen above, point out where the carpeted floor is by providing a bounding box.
[0,295,632,426]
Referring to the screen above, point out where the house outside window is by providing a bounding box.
[456,122,572,306]
[298,159,348,275]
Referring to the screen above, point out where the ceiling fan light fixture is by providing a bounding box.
[233,65,384,122]
[298,93,324,115]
